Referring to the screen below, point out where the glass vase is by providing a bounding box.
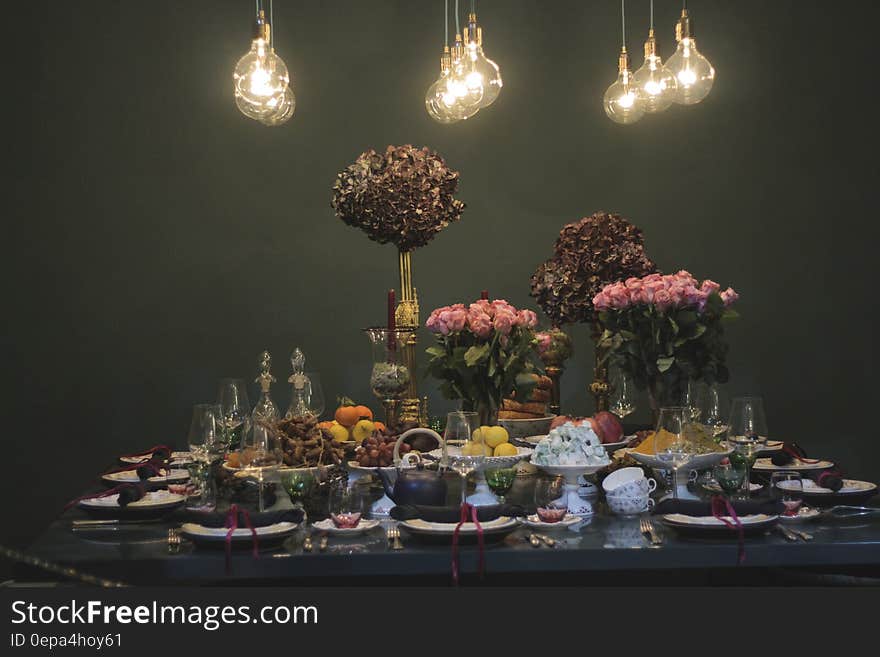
[363,327,415,428]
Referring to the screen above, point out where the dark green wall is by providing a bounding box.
[4,1,879,552]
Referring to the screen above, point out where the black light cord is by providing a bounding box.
[650,0,654,30]
[621,0,626,48]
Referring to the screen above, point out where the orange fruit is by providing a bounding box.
[355,405,373,421]
[373,421,386,432]
[334,405,360,427]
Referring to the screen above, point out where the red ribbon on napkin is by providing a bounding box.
[224,504,259,575]
[101,461,166,479]
[119,444,173,459]
[781,444,820,465]
[64,483,145,510]
[451,503,485,585]
[710,495,745,565]
[817,470,844,488]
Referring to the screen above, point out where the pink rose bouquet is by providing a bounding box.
[593,271,740,410]
[426,298,540,423]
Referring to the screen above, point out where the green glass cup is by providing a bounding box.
[484,467,516,503]
[713,463,746,496]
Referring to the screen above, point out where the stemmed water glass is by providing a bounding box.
[188,403,225,464]
[534,477,567,523]
[240,422,282,511]
[304,373,325,418]
[727,397,769,496]
[699,384,730,439]
[610,371,636,420]
[682,380,707,422]
[217,378,251,450]
[771,471,803,517]
[654,407,693,500]
[484,467,516,504]
[444,411,482,506]
[328,484,366,529]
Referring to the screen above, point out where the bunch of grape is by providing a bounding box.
[356,433,412,467]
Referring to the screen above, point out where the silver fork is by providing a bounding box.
[388,527,404,550]
[640,517,663,545]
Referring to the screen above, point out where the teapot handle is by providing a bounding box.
[393,428,445,467]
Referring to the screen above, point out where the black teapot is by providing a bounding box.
[376,429,447,507]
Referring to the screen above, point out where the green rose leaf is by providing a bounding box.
[464,343,490,367]
[657,356,675,372]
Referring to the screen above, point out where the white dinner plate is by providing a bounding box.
[400,516,518,535]
[703,481,763,494]
[662,513,776,527]
[102,468,190,486]
[79,490,185,510]
[778,507,822,522]
[521,514,582,530]
[119,451,192,465]
[311,518,381,535]
[753,458,834,472]
[179,521,299,542]
[779,479,877,495]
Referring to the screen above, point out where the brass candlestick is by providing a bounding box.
[396,249,423,424]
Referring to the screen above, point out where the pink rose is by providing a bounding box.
[624,277,643,290]
[609,287,631,309]
[644,273,663,283]
[700,279,721,295]
[493,309,516,336]
[470,313,493,338]
[446,308,467,332]
[720,287,739,306]
[517,309,538,328]
[683,285,704,307]
[426,306,449,333]
[592,291,611,311]
[654,289,672,312]
[637,287,653,304]
[645,279,668,296]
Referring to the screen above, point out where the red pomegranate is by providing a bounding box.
[549,412,623,444]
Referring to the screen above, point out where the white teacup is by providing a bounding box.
[602,467,646,493]
[606,477,657,498]
[607,494,655,516]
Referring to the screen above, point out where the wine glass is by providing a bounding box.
[304,372,325,418]
[217,378,251,450]
[187,403,225,464]
[484,467,516,504]
[328,484,366,529]
[534,477,567,523]
[654,407,693,500]
[682,380,707,422]
[771,471,803,517]
[240,422,282,511]
[610,370,636,420]
[444,411,481,506]
[728,396,768,443]
[699,384,730,438]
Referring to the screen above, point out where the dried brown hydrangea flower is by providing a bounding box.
[530,212,656,325]
[330,145,465,252]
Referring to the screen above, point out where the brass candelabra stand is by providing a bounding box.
[395,250,427,425]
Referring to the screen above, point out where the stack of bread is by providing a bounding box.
[499,374,553,419]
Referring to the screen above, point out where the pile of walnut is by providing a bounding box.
[272,415,346,467]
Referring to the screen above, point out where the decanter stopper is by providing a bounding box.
[252,350,280,424]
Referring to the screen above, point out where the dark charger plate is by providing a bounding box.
[77,498,186,522]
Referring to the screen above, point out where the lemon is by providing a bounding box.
[329,423,351,443]
[485,426,510,449]
[351,419,375,443]
[461,442,483,456]
[471,426,492,443]
[483,444,495,457]
[493,442,518,457]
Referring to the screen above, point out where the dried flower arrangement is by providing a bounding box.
[330,144,465,252]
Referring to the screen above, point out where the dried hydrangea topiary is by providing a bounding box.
[530,212,656,326]
[330,144,466,252]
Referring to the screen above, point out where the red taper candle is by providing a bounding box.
[480,290,489,300]
[387,289,397,358]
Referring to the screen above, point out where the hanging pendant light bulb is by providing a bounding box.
[426,46,461,124]
[462,4,503,109]
[603,0,645,125]
[233,2,292,123]
[632,1,676,113]
[260,84,296,126]
[448,31,483,119]
[665,3,715,105]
